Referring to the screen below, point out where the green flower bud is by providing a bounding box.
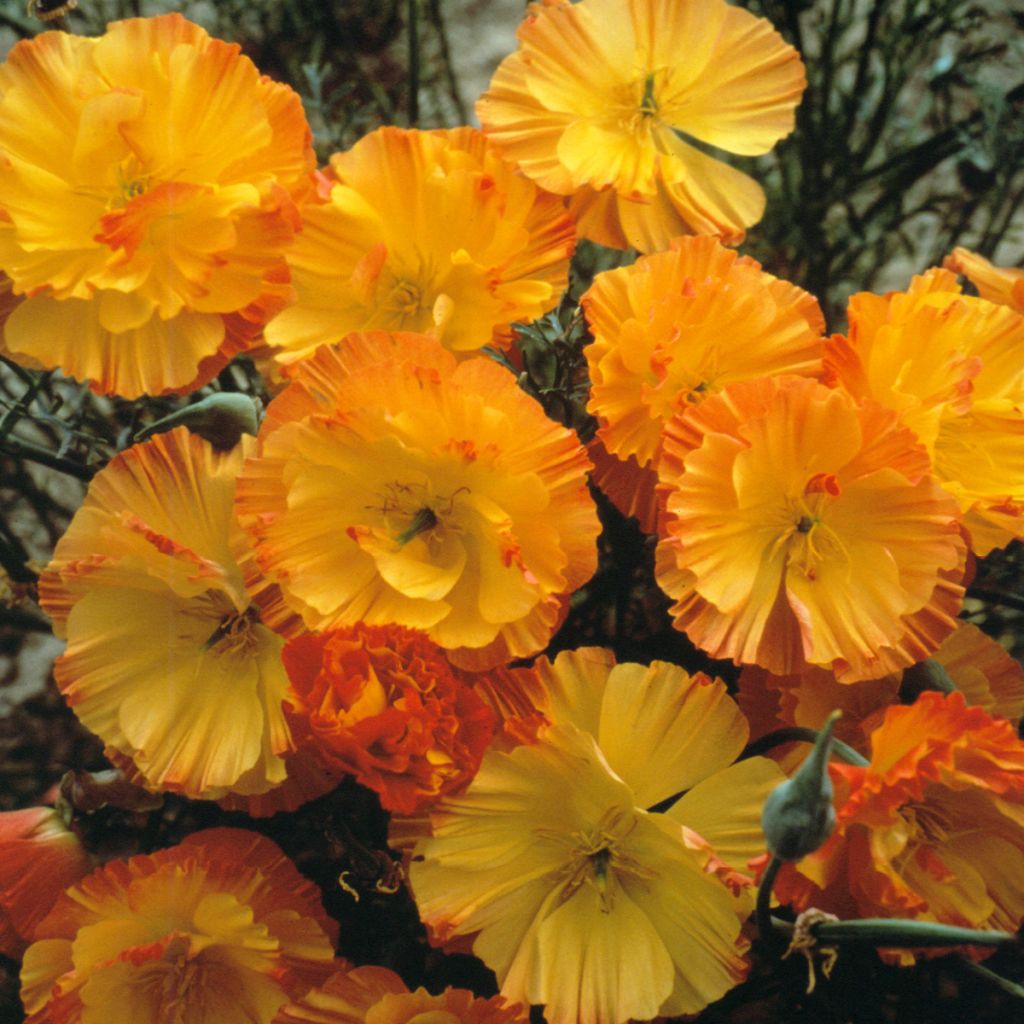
[134,392,259,451]
[761,710,841,861]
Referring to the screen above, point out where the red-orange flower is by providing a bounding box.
[283,624,496,814]
[20,828,337,1023]
[236,331,600,667]
[774,693,1024,953]
[0,808,91,958]
[265,126,574,367]
[655,375,966,680]
[273,964,525,1024]
[478,0,805,251]
[0,15,315,397]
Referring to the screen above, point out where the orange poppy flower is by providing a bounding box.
[283,624,496,814]
[265,126,574,367]
[477,0,805,251]
[404,648,783,1024]
[38,428,330,809]
[655,375,966,680]
[0,808,92,958]
[825,268,1024,554]
[944,247,1024,313]
[20,828,337,1023]
[0,14,315,397]
[236,331,599,667]
[582,235,824,529]
[774,692,1024,959]
[273,964,525,1024]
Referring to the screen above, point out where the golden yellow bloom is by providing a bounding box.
[273,964,525,1024]
[237,332,599,667]
[477,0,805,252]
[404,648,783,1024]
[38,428,327,809]
[826,268,1024,554]
[20,828,337,1024]
[265,126,574,366]
[582,235,823,528]
[0,14,315,397]
[944,247,1024,313]
[655,375,966,681]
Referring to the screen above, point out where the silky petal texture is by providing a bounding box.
[776,694,1024,947]
[37,429,312,807]
[265,126,574,366]
[944,247,1024,313]
[827,269,1024,554]
[655,376,966,680]
[406,723,749,1024]
[21,829,336,1024]
[273,965,526,1024]
[582,234,824,467]
[237,333,599,664]
[0,14,314,396]
[477,0,803,250]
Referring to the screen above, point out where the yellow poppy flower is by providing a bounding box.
[477,0,805,251]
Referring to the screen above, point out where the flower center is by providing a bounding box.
[370,480,469,549]
[765,473,847,581]
[638,72,659,117]
[385,280,423,318]
[203,603,261,656]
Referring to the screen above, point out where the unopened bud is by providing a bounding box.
[134,392,259,450]
[762,710,841,861]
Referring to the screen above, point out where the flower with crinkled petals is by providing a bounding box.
[273,963,525,1024]
[582,235,824,530]
[20,828,337,1024]
[825,268,1024,554]
[265,126,575,367]
[944,247,1024,313]
[0,14,315,397]
[0,808,92,958]
[655,375,966,681]
[283,624,496,814]
[236,331,599,667]
[772,692,1024,962]
[38,427,330,811]
[477,0,805,252]
[403,648,783,1024]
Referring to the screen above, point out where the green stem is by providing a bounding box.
[741,727,869,767]
[757,855,783,947]
[0,435,95,481]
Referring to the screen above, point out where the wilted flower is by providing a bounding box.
[0,14,315,397]
[273,964,525,1024]
[582,235,823,529]
[773,693,1024,960]
[826,268,1024,554]
[265,126,575,366]
[20,828,337,1023]
[236,332,599,667]
[404,648,783,1024]
[38,428,327,809]
[283,624,496,814]
[0,808,91,958]
[655,375,966,680]
[477,0,805,251]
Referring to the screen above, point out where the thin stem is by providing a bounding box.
[0,436,95,481]
[757,855,783,947]
[741,727,869,767]
[960,959,1024,1000]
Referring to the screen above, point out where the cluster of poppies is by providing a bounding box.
[2,3,1024,1024]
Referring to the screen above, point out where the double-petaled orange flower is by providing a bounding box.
[236,331,599,667]
[405,648,783,1024]
[582,235,824,529]
[826,268,1024,554]
[20,829,337,1024]
[38,428,330,810]
[655,375,966,680]
[265,126,575,366]
[282,624,496,814]
[773,693,1024,960]
[0,14,315,397]
[477,0,805,251]
[273,964,525,1024]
